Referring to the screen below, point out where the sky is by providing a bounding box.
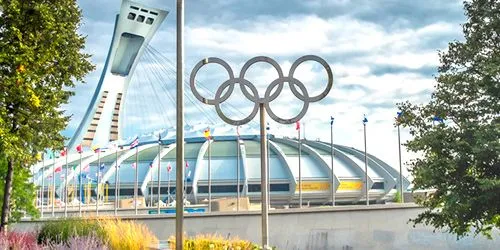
[65,0,466,177]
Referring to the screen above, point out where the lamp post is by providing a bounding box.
[363,114,369,206]
[330,116,335,206]
[297,121,302,208]
[397,111,404,203]
[236,126,240,211]
[175,0,185,248]
[114,145,118,216]
[189,55,333,249]
[157,136,162,214]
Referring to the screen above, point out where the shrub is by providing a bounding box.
[37,218,106,245]
[0,231,40,250]
[98,218,158,250]
[168,234,259,250]
[46,235,109,250]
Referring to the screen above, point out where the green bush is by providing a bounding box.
[37,218,106,245]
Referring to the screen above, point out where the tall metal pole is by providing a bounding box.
[167,167,171,204]
[267,125,270,209]
[79,152,82,216]
[64,149,68,217]
[41,154,45,218]
[260,104,269,249]
[330,118,335,206]
[364,122,369,206]
[96,150,101,215]
[398,124,404,203]
[175,0,185,248]
[157,141,162,214]
[208,139,212,213]
[150,169,153,206]
[134,146,138,215]
[236,132,240,211]
[298,125,302,208]
[114,147,118,216]
[52,153,56,217]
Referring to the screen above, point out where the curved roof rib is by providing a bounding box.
[140,144,176,199]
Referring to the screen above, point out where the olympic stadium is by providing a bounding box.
[30,0,410,212]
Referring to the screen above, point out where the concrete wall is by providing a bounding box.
[14,204,499,250]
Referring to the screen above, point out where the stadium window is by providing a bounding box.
[127,12,136,20]
[130,6,139,10]
[270,183,289,192]
[146,17,154,25]
[371,182,385,190]
[137,15,145,23]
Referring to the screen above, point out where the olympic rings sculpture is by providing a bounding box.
[190,55,333,125]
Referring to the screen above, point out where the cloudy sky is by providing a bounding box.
[66,0,466,176]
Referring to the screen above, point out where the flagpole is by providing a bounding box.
[363,116,369,206]
[236,128,240,211]
[330,117,335,206]
[96,149,100,216]
[298,124,302,208]
[259,104,269,249]
[65,148,68,217]
[157,140,161,214]
[135,145,139,215]
[267,126,270,209]
[114,146,118,216]
[176,0,185,247]
[167,166,170,204]
[208,137,212,213]
[397,117,404,203]
[79,150,82,217]
[52,152,56,217]
[41,154,45,218]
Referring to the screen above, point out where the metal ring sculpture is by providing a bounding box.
[190,55,333,125]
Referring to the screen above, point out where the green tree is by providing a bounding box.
[397,0,500,239]
[0,0,93,231]
[0,154,39,223]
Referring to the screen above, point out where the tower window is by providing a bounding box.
[137,15,145,22]
[146,18,154,25]
[130,6,139,10]
[127,12,136,20]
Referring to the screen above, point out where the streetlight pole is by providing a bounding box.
[260,104,269,249]
[330,116,335,206]
[96,149,101,215]
[363,115,369,206]
[157,138,162,214]
[208,137,212,213]
[114,146,118,216]
[298,122,302,208]
[397,111,404,203]
[175,0,185,248]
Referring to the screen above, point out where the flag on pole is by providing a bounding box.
[396,111,403,125]
[167,162,172,172]
[83,164,89,172]
[54,165,62,173]
[363,114,368,124]
[100,163,105,171]
[60,148,67,157]
[92,145,101,153]
[149,162,154,168]
[432,115,444,123]
[295,121,300,130]
[330,116,334,126]
[76,144,83,154]
[158,134,162,145]
[130,136,139,149]
[203,128,211,140]
[187,170,191,178]
[47,150,55,160]
[185,161,189,169]
[132,162,137,169]
[266,122,270,131]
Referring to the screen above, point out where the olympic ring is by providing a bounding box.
[189,55,333,125]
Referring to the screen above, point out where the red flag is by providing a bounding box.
[54,165,62,173]
[76,144,83,153]
[60,148,67,157]
[185,161,189,169]
[295,121,300,130]
[83,164,89,172]
[167,163,172,172]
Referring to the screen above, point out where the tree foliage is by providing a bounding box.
[398,0,500,238]
[0,154,39,223]
[0,0,94,229]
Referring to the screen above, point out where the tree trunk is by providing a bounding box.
[0,159,14,232]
